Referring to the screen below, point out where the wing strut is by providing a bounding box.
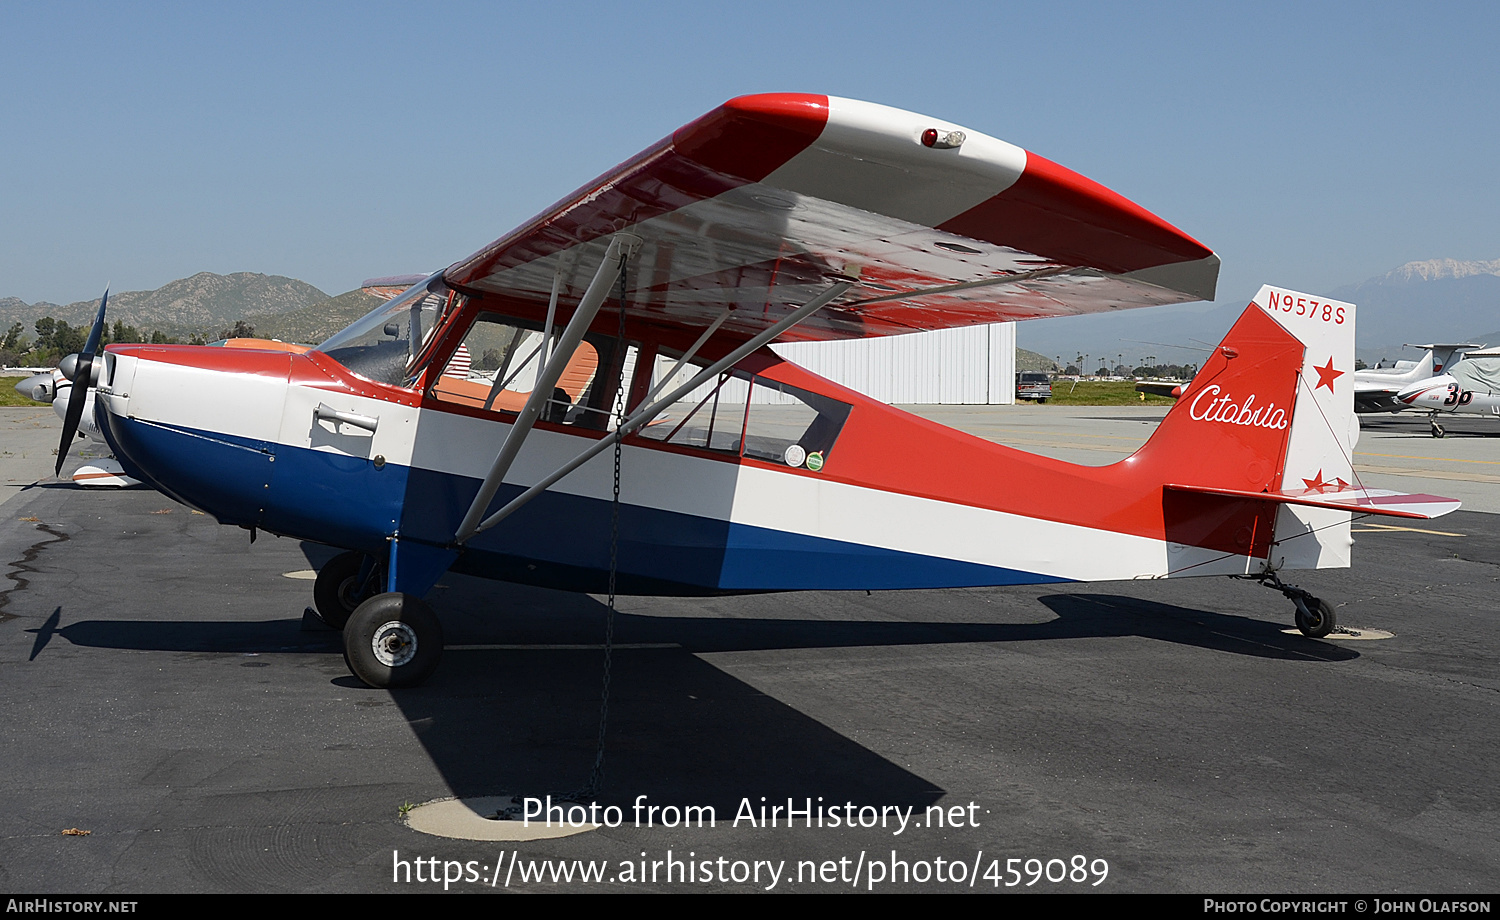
[534,260,566,392]
[453,233,640,544]
[453,279,855,545]
[637,307,732,409]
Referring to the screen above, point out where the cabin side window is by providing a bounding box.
[742,377,850,466]
[635,352,851,467]
[425,310,637,430]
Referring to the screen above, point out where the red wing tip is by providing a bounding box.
[720,93,829,120]
[676,93,829,142]
[672,94,831,182]
[1019,151,1215,263]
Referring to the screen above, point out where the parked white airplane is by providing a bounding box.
[1354,343,1479,414]
[1396,347,1500,436]
[17,333,311,486]
[15,363,140,486]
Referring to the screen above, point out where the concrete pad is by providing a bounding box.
[0,407,63,502]
[405,797,600,841]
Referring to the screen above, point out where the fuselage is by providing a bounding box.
[1355,354,1436,414]
[94,305,1285,597]
[1397,372,1500,417]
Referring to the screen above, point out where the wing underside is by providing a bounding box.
[444,94,1219,342]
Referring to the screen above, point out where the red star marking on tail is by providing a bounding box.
[1314,357,1343,393]
[1302,470,1328,491]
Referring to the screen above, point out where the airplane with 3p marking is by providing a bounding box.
[60,94,1460,687]
[1353,342,1479,417]
[1395,346,1500,437]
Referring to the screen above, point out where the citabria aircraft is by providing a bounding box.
[67,94,1459,688]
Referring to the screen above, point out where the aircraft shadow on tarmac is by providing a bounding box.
[26,601,954,812]
[26,551,1358,812]
[27,582,1361,664]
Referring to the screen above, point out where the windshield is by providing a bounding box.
[316,271,458,386]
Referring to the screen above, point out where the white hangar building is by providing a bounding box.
[770,321,1017,405]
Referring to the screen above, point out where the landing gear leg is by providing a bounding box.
[1430,414,1446,438]
[336,538,457,687]
[1245,569,1337,638]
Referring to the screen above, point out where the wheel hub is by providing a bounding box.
[372,620,418,667]
[337,576,361,610]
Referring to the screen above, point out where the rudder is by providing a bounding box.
[1140,285,1357,572]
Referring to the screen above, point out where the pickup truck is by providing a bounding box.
[1015,372,1053,403]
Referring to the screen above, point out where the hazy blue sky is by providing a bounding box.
[3,1,1497,310]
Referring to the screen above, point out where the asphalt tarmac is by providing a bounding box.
[2,406,1497,894]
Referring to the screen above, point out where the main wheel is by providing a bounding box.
[1294,596,1336,639]
[313,551,381,630]
[343,593,444,688]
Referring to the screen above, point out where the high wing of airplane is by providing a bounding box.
[1395,346,1500,436]
[63,94,1458,688]
[1354,343,1479,414]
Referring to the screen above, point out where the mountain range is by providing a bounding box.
[0,272,384,346]
[0,272,332,342]
[7,259,1497,367]
[1326,260,1500,355]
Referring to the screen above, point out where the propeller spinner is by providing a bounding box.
[55,290,108,477]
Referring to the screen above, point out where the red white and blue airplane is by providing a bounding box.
[58,94,1459,687]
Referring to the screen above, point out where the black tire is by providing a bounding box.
[343,593,444,688]
[1294,597,1336,639]
[313,551,381,630]
[1432,423,1446,439]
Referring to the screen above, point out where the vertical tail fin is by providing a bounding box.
[1140,285,1358,571]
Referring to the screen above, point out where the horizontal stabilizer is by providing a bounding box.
[1164,483,1460,520]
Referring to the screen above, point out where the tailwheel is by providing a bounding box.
[313,551,383,630]
[344,592,444,688]
[1239,569,1338,639]
[1293,595,1336,639]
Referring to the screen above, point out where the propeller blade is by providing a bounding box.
[82,289,107,355]
[54,289,108,477]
